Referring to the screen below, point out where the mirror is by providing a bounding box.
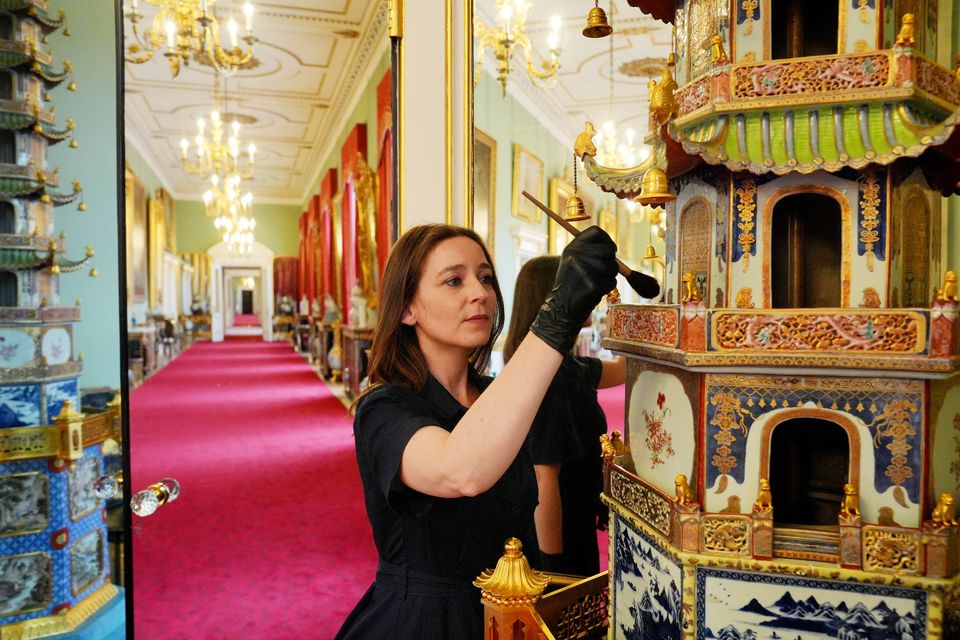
[0,1,128,637]
[470,0,673,370]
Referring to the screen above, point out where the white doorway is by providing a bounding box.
[207,241,275,341]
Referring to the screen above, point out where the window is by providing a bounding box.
[0,271,16,307]
[771,193,841,308]
[771,0,839,59]
[769,417,849,527]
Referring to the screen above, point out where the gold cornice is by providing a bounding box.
[0,583,119,640]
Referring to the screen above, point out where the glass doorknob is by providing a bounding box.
[130,478,180,517]
[93,472,123,499]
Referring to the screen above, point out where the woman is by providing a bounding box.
[336,224,617,639]
[504,256,625,577]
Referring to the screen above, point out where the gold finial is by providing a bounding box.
[754,478,773,512]
[69,139,78,149]
[935,270,958,302]
[709,35,728,64]
[59,230,65,239]
[574,121,597,159]
[76,351,84,362]
[931,493,958,527]
[474,538,550,604]
[85,244,94,257]
[582,0,612,38]
[50,264,60,274]
[600,430,624,464]
[895,13,915,47]
[88,267,98,278]
[74,298,81,307]
[674,474,695,507]
[55,399,81,421]
[839,483,860,518]
[606,287,620,304]
[78,202,87,211]
[43,92,50,102]
[66,118,75,130]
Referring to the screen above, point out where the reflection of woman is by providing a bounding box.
[504,256,625,577]
[336,224,617,639]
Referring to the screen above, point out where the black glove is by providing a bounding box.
[530,226,618,354]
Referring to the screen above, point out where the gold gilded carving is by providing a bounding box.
[857,0,869,22]
[867,399,918,488]
[936,270,958,302]
[550,588,609,640]
[674,474,695,506]
[863,527,920,573]
[681,272,700,302]
[674,75,711,116]
[931,493,958,527]
[839,483,861,518]
[732,53,891,99]
[574,122,597,159]
[708,391,750,479]
[709,35,728,65]
[474,538,550,607]
[712,311,923,353]
[735,287,754,308]
[860,287,881,307]
[599,430,623,465]
[610,468,672,536]
[742,51,757,63]
[854,39,871,53]
[648,66,678,125]
[355,153,379,305]
[687,0,723,79]
[735,179,756,271]
[720,495,742,513]
[702,515,750,555]
[754,478,773,512]
[858,170,881,271]
[0,426,58,461]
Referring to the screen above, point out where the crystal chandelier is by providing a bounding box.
[205,174,256,254]
[124,0,256,77]
[475,0,563,97]
[592,1,650,169]
[180,107,256,182]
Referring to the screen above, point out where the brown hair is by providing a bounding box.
[503,255,560,363]
[356,224,504,405]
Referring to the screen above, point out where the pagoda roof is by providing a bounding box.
[0,1,67,33]
[0,246,90,272]
[625,0,675,24]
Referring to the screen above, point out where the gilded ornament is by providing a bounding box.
[857,0,869,23]
[648,65,678,126]
[734,287,754,309]
[895,13,915,47]
[863,527,919,573]
[474,538,549,605]
[858,171,881,271]
[935,270,958,302]
[839,483,860,518]
[681,272,700,302]
[735,179,756,271]
[753,478,773,512]
[573,121,597,159]
[673,474,695,506]
[709,391,751,477]
[702,516,749,554]
[740,0,758,35]
[931,493,958,528]
[709,35,727,65]
[860,287,880,308]
[867,399,918,490]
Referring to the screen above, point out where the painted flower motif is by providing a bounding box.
[642,393,674,468]
[0,342,19,362]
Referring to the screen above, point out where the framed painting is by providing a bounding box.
[148,188,168,308]
[511,144,543,223]
[473,128,497,254]
[124,166,147,303]
[547,177,594,256]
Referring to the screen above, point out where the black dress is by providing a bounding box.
[526,355,607,577]
[335,374,539,640]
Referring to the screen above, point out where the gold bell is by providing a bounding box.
[88,267,98,278]
[582,2,612,38]
[565,194,590,222]
[637,167,676,206]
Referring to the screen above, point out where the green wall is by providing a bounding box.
[49,1,120,389]
[175,199,302,255]
[126,141,165,197]
[303,50,390,206]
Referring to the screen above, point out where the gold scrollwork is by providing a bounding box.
[858,170,881,271]
[741,0,758,35]
[551,588,609,639]
[708,390,751,478]
[610,469,672,537]
[735,179,756,272]
[867,398,918,490]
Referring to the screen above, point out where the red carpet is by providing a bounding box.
[233,313,260,326]
[131,341,375,639]
[596,384,626,572]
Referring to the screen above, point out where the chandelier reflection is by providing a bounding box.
[475,0,563,97]
[123,0,256,77]
[205,174,256,255]
[180,107,256,182]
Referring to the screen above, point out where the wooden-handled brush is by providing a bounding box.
[522,190,661,298]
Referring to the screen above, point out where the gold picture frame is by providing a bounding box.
[512,144,544,224]
[473,128,497,254]
[124,166,147,303]
[547,176,594,255]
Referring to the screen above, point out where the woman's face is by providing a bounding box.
[402,236,496,356]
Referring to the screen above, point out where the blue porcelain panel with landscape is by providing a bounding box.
[0,384,40,428]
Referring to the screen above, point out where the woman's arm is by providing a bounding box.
[597,355,626,388]
[399,332,562,497]
[533,463,563,554]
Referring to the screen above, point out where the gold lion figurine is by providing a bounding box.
[754,479,773,512]
[839,483,860,518]
[935,270,958,303]
[674,474,695,507]
[931,492,958,527]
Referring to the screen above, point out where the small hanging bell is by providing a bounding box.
[565,193,590,222]
[582,2,612,38]
[637,167,676,206]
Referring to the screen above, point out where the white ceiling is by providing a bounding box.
[476,0,673,146]
[123,0,387,205]
[123,1,671,206]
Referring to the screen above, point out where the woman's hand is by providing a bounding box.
[530,226,618,354]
